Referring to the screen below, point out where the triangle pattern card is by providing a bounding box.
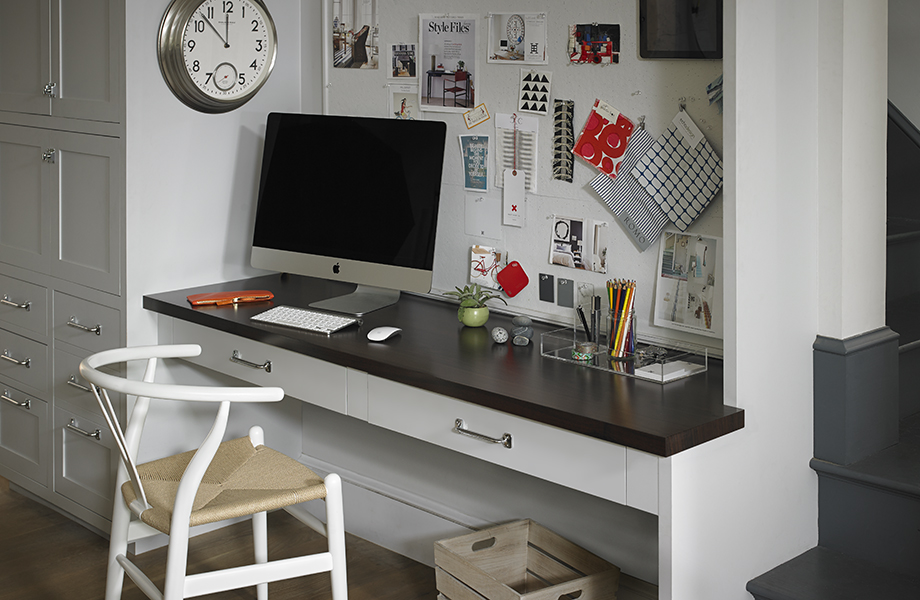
[631,110,723,231]
[573,98,635,178]
[518,69,552,116]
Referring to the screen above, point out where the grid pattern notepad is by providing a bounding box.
[631,123,723,231]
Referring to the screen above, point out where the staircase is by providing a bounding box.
[747,102,920,598]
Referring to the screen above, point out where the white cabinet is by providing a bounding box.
[0,0,124,123]
[0,124,123,295]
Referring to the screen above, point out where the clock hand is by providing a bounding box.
[224,14,230,48]
[200,11,229,47]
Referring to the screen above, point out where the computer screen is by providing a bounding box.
[250,112,447,315]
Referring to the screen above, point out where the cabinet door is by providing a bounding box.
[0,0,52,115]
[0,124,52,274]
[50,0,123,122]
[49,130,122,295]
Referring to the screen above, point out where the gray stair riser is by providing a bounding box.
[817,472,920,578]
[899,347,920,418]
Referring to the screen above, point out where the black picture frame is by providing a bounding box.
[639,0,722,59]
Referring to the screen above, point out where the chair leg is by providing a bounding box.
[324,473,348,600]
[253,511,269,600]
[163,524,191,600]
[105,497,132,600]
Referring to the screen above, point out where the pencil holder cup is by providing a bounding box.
[608,308,636,359]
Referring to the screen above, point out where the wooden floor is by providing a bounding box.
[0,476,437,600]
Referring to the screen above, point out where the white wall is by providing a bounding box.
[660,1,886,598]
[124,0,310,349]
[889,0,920,124]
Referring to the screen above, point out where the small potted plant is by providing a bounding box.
[456,60,465,72]
[444,283,506,327]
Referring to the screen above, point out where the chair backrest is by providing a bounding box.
[79,344,284,516]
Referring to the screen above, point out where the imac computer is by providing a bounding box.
[250,112,447,316]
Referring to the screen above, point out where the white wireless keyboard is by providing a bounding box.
[251,305,358,335]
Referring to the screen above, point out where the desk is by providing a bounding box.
[425,70,446,101]
[144,273,742,458]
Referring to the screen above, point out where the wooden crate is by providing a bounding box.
[435,519,621,600]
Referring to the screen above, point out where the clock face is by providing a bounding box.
[158,0,277,113]
[506,15,525,48]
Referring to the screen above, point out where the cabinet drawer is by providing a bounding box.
[54,347,103,417]
[171,320,347,415]
[0,382,49,486]
[0,274,48,336]
[367,376,627,504]
[53,291,121,353]
[53,405,116,519]
[0,328,48,392]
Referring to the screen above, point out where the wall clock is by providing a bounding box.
[158,0,278,113]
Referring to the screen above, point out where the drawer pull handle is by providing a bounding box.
[1,295,31,311]
[67,375,92,392]
[1,350,30,368]
[230,350,272,373]
[453,418,512,449]
[67,316,101,335]
[1,390,30,409]
[67,418,100,441]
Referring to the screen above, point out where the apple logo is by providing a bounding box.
[332,263,340,274]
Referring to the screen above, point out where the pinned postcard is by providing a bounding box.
[464,104,491,129]
[387,83,419,120]
[470,245,505,289]
[459,135,489,191]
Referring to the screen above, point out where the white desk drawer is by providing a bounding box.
[0,328,48,393]
[0,274,48,336]
[53,291,121,354]
[367,376,627,504]
[171,320,347,415]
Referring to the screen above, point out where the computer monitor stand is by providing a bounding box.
[309,285,401,317]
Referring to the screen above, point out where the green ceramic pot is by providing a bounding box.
[459,306,489,327]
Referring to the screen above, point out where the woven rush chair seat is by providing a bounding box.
[79,344,348,600]
[123,436,327,534]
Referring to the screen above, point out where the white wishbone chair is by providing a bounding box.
[79,344,347,600]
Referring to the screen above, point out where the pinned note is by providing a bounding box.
[503,168,525,226]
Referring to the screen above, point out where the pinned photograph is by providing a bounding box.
[653,231,722,338]
[387,43,417,78]
[548,216,609,273]
[568,23,620,64]
[332,0,379,69]
[419,15,478,113]
[487,13,548,64]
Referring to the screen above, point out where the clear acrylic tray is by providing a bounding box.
[540,327,708,384]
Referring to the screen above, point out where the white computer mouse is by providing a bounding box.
[367,326,402,342]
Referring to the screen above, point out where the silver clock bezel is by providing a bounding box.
[157,0,278,114]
